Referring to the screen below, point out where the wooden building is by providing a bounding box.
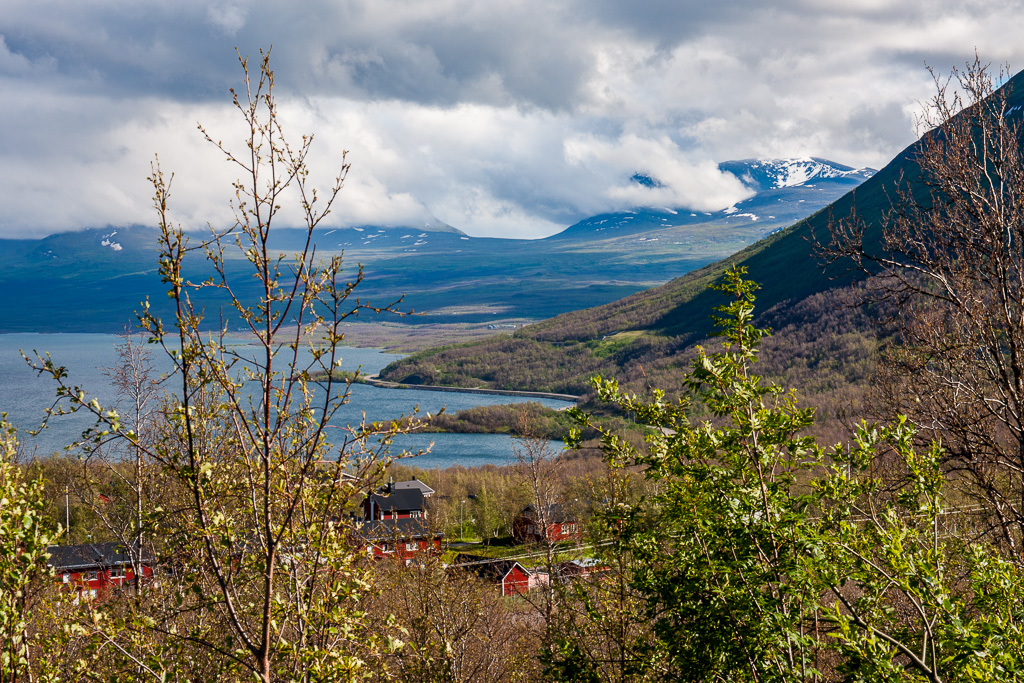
[47,542,154,600]
[453,554,533,597]
[512,503,582,544]
[357,479,443,562]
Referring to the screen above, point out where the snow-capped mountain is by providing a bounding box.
[718,157,875,192]
[549,157,875,241]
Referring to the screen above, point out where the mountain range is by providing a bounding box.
[0,158,872,333]
[553,158,873,241]
[376,70,1024,413]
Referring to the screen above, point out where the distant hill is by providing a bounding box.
[0,221,475,332]
[376,70,1024,410]
[376,149,906,394]
[0,159,873,332]
[265,220,468,253]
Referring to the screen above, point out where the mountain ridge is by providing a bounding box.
[719,157,875,192]
[547,157,875,242]
[376,69,1024,399]
[0,154,874,332]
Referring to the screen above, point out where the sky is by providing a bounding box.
[1,1,1023,240]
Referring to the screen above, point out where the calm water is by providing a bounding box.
[0,334,571,468]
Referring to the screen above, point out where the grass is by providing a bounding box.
[587,330,645,358]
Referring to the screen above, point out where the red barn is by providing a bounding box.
[47,542,155,601]
[512,503,582,544]
[454,554,533,596]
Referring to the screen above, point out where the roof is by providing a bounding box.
[453,554,531,582]
[518,502,574,524]
[391,478,435,496]
[356,517,443,542]
[46,542,155,572]
[365,487,426,514]
[556,558,605,575]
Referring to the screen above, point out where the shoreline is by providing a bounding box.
[362,376,579,404]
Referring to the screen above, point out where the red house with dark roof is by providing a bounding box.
[512,503,582,544]
[357,518,444,561]
[362,479,430,521]
[47,542,154,600]
[357,479,443,562]
[453,554,533,596]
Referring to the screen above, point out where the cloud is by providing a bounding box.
[1,0,1023,238]
[565,134,753,211]
[206,1,251,37]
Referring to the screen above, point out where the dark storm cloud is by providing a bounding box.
[1,4,238,100]
[570,0,752,47]
[1,0,598,110]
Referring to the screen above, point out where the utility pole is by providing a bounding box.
[460,499,465,542]
[65,485,70,545]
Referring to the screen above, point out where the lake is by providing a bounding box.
[0,333,573,468]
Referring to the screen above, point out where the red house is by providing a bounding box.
[453,554,533,597]
[362,479,429,521]
[47,542,155,600]
[512,503,582,544]
[357,479,443,562]
[357,518,444,562]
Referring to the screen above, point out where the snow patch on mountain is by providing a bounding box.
[767,158,859,187]
[719,157,876,192]
[100,231,122,252]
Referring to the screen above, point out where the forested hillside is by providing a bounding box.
[378,67,1024,428]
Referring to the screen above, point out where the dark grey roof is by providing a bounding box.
[452,553,530,582]
[46,542,155,572]
[366,487,425,513]
[356,517,443,542]
[518,503,574,524]
[392,478,435,495]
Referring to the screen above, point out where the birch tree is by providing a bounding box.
[28,49,412,682]
[821,56,1024,556]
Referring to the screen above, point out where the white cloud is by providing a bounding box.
[565,134,753,212]
[206,0,251,36]
[1,0,1023,238]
